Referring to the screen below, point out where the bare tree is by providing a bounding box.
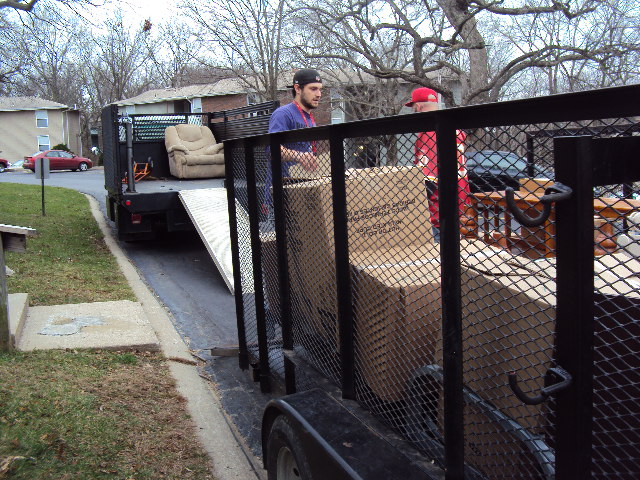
[0,13,23,93]
[0,0,106,19]
[493,0,639,100]
[85,12,157,107]
[0,0,40,10]
[146,22,205,88]
[8,14,86,105]
[295,0,637,105]
[180,0,294,100]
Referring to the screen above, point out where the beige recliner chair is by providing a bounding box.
[164,124,225,179]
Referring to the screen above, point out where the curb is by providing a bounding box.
[84,194,266,480]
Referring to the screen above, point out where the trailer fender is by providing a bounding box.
[262,389,441,480]
[262,390,361,480]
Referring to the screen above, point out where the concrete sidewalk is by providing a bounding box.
[6,194,266,480]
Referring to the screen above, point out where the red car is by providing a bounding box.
[0,158,8,173]
[23,150,93,172]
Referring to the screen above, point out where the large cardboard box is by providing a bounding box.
[347,247,556,475]
[353,256,442,403]
[283,166,434,344]
[350,239,502,403]
[456,253,556,433]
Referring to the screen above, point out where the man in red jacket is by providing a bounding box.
[405,87,471,241]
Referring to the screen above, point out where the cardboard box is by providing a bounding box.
[288,151,332,179]
[350,239,503,403]
[284,166,434,344]
[456,253,556,434]
[353,256,442,403]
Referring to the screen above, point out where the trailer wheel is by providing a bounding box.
[266,415,312,480]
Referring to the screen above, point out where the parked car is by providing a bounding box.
[23,150,93,172]
[10,159,24,169]
[0,157,9,173]
[466,150,537,193]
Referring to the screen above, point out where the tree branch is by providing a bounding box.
[0,0,39,11]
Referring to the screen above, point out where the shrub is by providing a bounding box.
[52,143,72,153]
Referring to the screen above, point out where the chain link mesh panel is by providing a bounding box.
[279,140,343,387]
[229,104,640,479]
[458,123,557,480]
[100,106,121,193]
[591,177,640,479]
[231,145,259,364]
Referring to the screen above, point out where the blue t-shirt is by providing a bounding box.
[269,102,315,151]
[264,102,315,207]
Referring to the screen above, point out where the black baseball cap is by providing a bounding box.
[287,69,322,88]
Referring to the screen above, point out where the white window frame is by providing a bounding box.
[190,98,202,113]
[37,135,50,151]
[330,90,345,124]
[36,110,48,128]
[247,92,260,106]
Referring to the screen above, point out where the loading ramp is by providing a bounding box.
[179,188,252,295]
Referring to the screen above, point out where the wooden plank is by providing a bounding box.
[0,224,37,236]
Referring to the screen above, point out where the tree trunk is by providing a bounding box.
[436,0,490,105]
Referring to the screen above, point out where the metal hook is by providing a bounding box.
[505,182,573,228]
[508,367,573,406]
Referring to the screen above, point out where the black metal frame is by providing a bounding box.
[225,84,640,480]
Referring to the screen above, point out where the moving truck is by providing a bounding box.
[104,86,640,479]
[101,101,278,241]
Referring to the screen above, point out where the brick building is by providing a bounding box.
[114,75,336,127]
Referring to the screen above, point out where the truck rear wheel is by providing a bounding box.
[266,415,312,480]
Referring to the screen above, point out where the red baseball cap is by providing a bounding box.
[405,87,439,106]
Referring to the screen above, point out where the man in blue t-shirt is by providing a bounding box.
[263,69,323,214]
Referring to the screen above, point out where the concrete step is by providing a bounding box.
[8,292,28,349]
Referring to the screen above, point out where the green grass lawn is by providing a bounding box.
[0,349,215,479]
[0,185,217,479]
[0,183,135,306]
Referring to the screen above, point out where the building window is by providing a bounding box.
[36,110,48,128]
[247,92,260,105]
[37,135,50,151]
[330,90,345,124]
[191,98,202,113]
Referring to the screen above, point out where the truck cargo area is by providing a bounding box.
[101,102,278,242]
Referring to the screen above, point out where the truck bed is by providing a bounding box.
[126,177,225,195]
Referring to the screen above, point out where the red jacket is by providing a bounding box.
[414,130,470,228]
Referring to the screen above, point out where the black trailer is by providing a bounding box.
[101,101,279,241]
[224,85,640,479]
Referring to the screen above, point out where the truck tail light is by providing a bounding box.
[131,214,142,224]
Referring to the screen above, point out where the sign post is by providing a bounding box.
[34,157,50,216]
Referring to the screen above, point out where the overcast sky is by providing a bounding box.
[96,0,179,27]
